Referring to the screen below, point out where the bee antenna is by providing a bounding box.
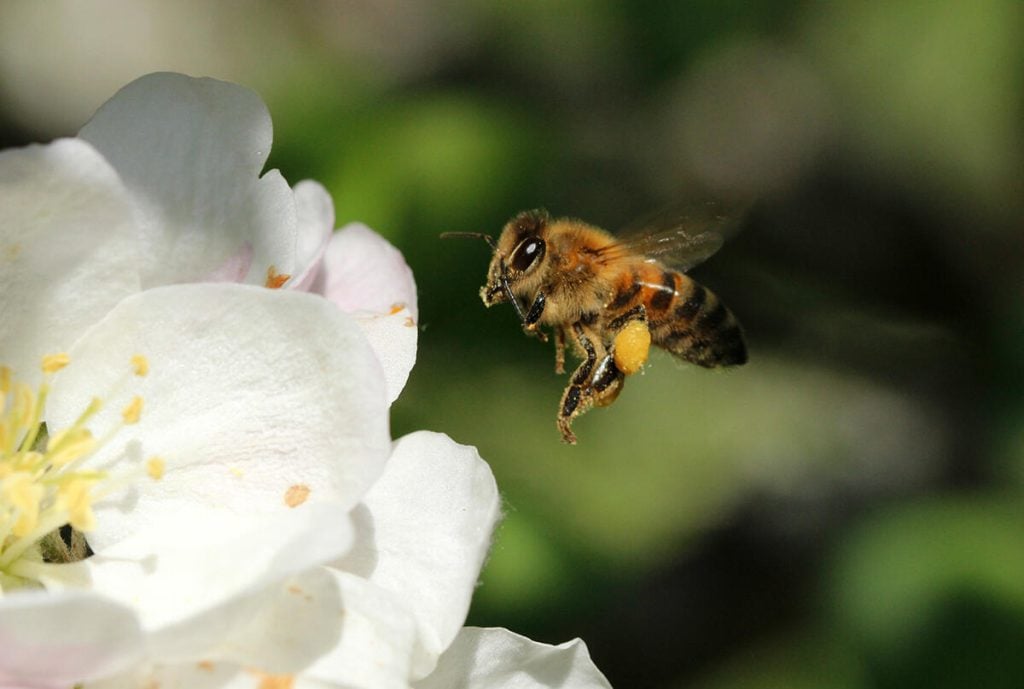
[441,231,527,326]
[439,231,498,251]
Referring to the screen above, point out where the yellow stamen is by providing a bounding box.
[122,396,144,425]
[58,479,97,532]
[41,353,70,374]
[13,383,34,430]
[0,354,160,583]
[46,428,96,467]
[131,354,149,377]
[147,457,165,480]
[2,472,43,537]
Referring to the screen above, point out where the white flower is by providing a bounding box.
[0,283,392,686]
[0,72,612,689]
[417,627,613,689]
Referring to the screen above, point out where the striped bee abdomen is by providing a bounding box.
[645,270,747,368]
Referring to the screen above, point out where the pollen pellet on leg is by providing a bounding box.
[613,320,651,375]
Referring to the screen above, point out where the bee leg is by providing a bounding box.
[556,323,600,444]
[522,292,549,343]
[607,304,650,375]
[554,327,566,374]
[591,354,625,407]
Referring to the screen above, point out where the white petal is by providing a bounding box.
[58,503,355,662]
[289,180,335,292]
[414,627,613,689]
[353,308,418,405]
[46,283,391,551]
[0,590,143,687]
[313,223,419,320]
[223,568,418,689]
[78,72,297,288]
[0,138,140,385]
[333,432,501,678]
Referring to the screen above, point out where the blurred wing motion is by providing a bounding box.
[594,199,743,273]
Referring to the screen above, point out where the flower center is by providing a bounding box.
[0,353,160,591]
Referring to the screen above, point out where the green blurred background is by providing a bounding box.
[2,1,1022,686]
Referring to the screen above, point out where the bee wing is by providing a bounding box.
[597,199,743,272]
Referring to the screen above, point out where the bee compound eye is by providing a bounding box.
[510,237,546,272]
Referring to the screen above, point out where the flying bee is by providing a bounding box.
[442,202,747,444]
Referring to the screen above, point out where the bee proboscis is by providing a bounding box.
[442,202,747,444]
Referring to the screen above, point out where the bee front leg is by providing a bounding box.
[556,322,600,444]
[522,292,548,343]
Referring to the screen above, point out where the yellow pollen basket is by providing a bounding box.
[0,353,157,584]
[613,320,652,375]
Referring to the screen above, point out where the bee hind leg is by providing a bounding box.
[556,356,624,443]
[591,354,625,407]
[557,383,587,444]
[556,322,605,444]
[608,304,650,375]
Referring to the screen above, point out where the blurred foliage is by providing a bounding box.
[1,0,1022,687]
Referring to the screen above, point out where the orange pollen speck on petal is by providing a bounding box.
[265,266,291,289]
[197,660,215,672]
[389,303,405,315]
[250,671,295,689]
[284,484,310,508]
[404,316,416,327]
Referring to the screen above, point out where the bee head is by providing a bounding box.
[441,209,550,317]
[479,209,549,304]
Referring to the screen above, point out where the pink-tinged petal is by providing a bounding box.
[0,138,140,387]
[78,72,297,288]
[414,627,613,689]
[44,283,391,552]
[202,242,253,283]
[313,223,418,320]
[333,432,501,678]
[0,591,144,688]
[289,180,335,292]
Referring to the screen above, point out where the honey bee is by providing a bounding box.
[442,202,747,444]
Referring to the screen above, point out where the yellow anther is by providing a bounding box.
[41,353,70,374]
[58,479,96,532]
[0,358,163,584]
[146,457,165,480]
[122,396,144,425]
[131,354,149,377]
